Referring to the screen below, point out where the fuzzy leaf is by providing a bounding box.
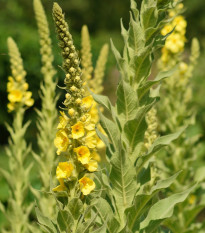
[140,185,196,232]
[91,92,112,111]
[132,50,152,87]
[116,80,138,122]
[126,171,181,231]
[99,111,119,151]
[141,2,158,30]
[91,198,117,233]
[137,66,177,101]
[123,103,154,154]
[35,207,58,233]
[57,209,74,232]
[136,126,186,175]
[76,213,97,233]
[110,145,136,216]
[68,198,83,220]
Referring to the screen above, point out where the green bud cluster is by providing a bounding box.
[144,107,158,149]
[90,44,109,94]
[8,37,26,79]
[53,3,85,116]
[81,25,93,82]
[33,0,56,83]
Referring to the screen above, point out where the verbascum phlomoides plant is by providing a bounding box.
[0,38,35,233]
[89,0,196,231]
[35,1,196,232]
[81,25,109,151]
[32,0,58,220]
[35,3,103,232]
[156,1,205,232]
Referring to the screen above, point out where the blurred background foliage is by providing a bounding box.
[0,0,205,227]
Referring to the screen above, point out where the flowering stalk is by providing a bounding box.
[0,38,35,233]
[32,0,58,220]
[52,2,100,196]
[35,4,103,231]
[157,1,204,232]
[81,25,109,149]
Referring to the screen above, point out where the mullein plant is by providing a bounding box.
[0,38,35,232]
[157,1,205,232]
[36,1,196,232]
[81,25,109,151]
[32,0,58,220]
[35,3,103,232]
[90,0,196,231]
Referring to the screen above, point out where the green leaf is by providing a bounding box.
[35,207,58,233]
[110,145,136,216]
[68,198,83,220]
[99,111,119,152]
[132,50,152,88]
[130,0,139,20]
[194,166,205,182]
[57,209,74,232]
[91,198,116,233]
[76,213,97,233]
[123,103,154,154]
[140,185,196,232]
[116,80,138,122]
[91,92,112,111]
[141,2,158,30]
[148,126,186,154]
[137,66,177,101]
[110,39,127,80]
[128,11,145,56]
[136,126,186,175]
[127,171,181,231]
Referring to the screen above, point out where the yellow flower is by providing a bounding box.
[23,83,29,91]
[53,178,67,192]
[179,62,188,75]
[56,162,74,179]
[161,47,169,63]
[82,114,95,130]
[7,76,14,92]
[24,91,34,107]
[85,131,97,148]
[165,33,185,53]
[71,121,85,139]
[173,16,187,32]
[91,151,101,162]
[74,146,91,164]
[68,108,75,117]
[57,111,69,129]
[82,95,93,109]
[54,129,69,155]
[7,103,15,112]
[161,25,173,36]
[188,194,196,205]
[84,160,98,172]
[8,89,23,103]
[16,75,23,82]
[79,176,95,195]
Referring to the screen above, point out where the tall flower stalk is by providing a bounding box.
[81,25,109,150]
[32,0,58,219]
[52,2,100,196]
[0,38,34,233]
[157,1,204,232]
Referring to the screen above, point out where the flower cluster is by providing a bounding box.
[160,2,187,64]
[7,38,34,112]
[52,3,100,196]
